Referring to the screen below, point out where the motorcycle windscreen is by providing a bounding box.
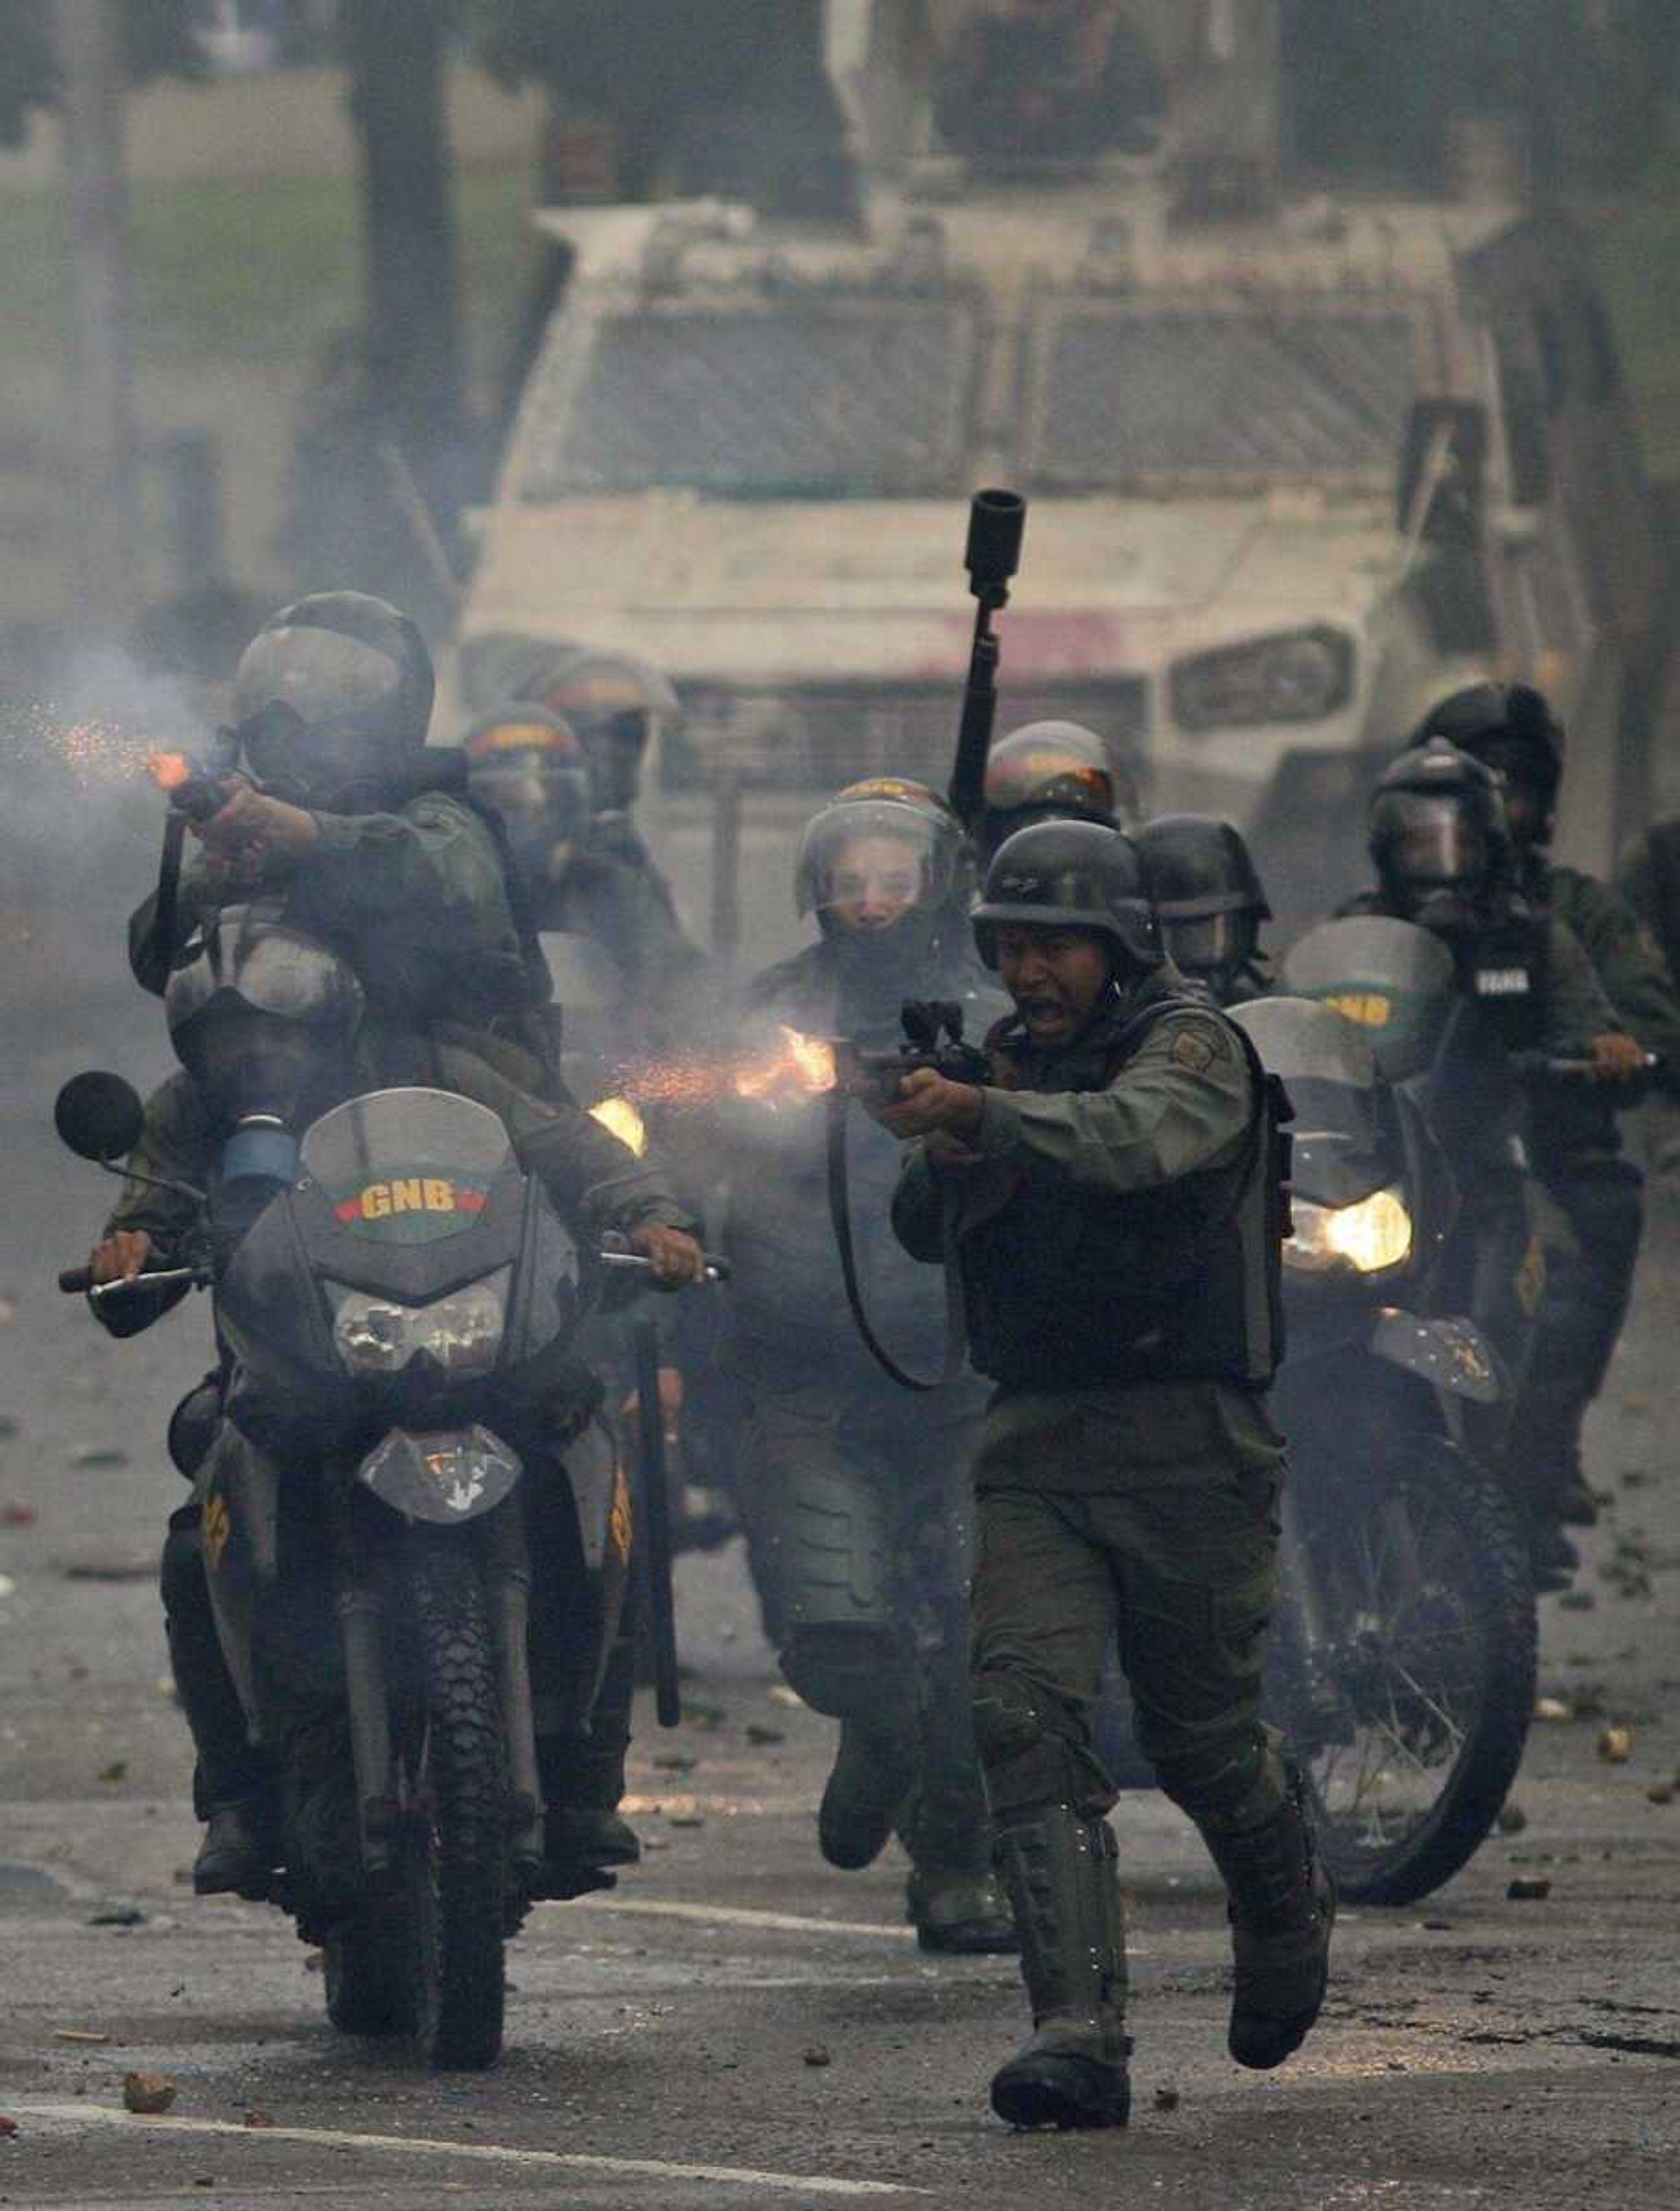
[300,1088,514,1247]
[1279,915,1456,1083]
[1230,994,1390,1206]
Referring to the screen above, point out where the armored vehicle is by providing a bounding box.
[458,6,1669,935]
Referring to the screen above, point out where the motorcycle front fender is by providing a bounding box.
[357,1423,522,1524]
[1366,1307,1503,1404]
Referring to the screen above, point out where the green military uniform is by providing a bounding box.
[1616,818,1680,997]
[893,957,1329,2119]
[130,785,552,1094]
[1512,862,1680,1520]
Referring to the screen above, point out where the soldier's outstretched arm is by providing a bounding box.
[298,792,509,952]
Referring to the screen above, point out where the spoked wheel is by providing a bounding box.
[1278,1437,1536,1906]
[399,1532,509,2070]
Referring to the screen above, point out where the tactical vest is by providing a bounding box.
[1452,897,1550,1055]
[959,999,1289,1395]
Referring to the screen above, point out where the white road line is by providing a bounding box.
[12,2102,922,2198]
[565,1896,920,1940]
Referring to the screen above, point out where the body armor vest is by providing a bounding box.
[960,997,1288,1395]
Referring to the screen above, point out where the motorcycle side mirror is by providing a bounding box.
[54,1071,146,1164]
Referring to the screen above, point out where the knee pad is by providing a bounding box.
[971,1668,1098,1818]
[783,1623,906,1720]
[1150,1720,1286,1836]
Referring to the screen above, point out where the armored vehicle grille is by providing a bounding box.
[662,682,1148,797]
[1028,309,1418,487]
[520,304,979,501]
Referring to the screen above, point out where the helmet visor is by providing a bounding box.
[1162,910,1254,977]
[470,758,592,851]
[1377,793,1486,888]
[798,801,957,927]
[236,627,414,758]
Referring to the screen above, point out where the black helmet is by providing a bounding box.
[979,721,1130,858]
[794,777,967,932]
[231,592,434,805]
[519,646,680,816]
[1135,814,1270,995]
[1411,680,1565,841]
[973,820,1160,973]
[462,701,594,882]
[1369,737,1511,914]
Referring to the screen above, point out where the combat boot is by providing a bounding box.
[819,1720,915,1871]
[988,1807,1130,2129]
[1201,1769,1335,2071]
[192,1802,270,1897]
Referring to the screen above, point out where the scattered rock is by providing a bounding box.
[68,1446,129,1470]
[1533,1697,1572,1723]
[95,1762,128,1785]
[652,1752,696,1773]
[1153,2086,1180,2111]
[156,1676,178,1703]
[88,1905,146,1928]
[1507,1876,1552,1902]
[1647,1785,1675,1806]
[1597,1727,1634,1765]
[53,2029,111,2044]
[243,2110,273,2129]
[302,1951,324,1974]
[1496,1801,1529,1834]
[746,1724,785,1746]
[1422,1918,1454,1931]
[0,1574,15,1599]
[1620,1468,1653,1490]
[768,1685,804,1710]
[802,2045,832,2067]
[681,1701,725,1730]
[0,2114,18,2139]
[1,1502,35,1527]
[60,1559,155,1583]
[668,1814,706,1829]
[122,2071,178,2115]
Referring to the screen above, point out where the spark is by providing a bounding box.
[589,1095,649,1156]
[4,701,161,791]
[147,749,191,792]
[605,1029,838,1117]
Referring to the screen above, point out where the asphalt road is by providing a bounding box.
[4,880,1680,2209]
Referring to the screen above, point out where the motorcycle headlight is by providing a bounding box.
[1169,626,1354,732]
[1284,1188,1413,1276]
[329,1272,508,1378]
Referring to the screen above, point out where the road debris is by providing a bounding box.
[122,2072,177,2115]
[53,2029,111,2044]
[95,1762,128,1785]
[0,2115,18,2139]
[1507,1877,1552,1902]
[88,1906,146,1927]
[1153,2086,1180,2111]
[1,1502,35,1527]
[802,2045,832,2067]
[746,1724,785,1746]
[1647,1784,1674,1805]
[1533,1697,1572,1722]
[768,1685,804,1709]
[67,1446,129,1470]
[1497,1800,1529,1834]
[1597,1726,1634,1764]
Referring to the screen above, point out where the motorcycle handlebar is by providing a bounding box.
[599,1249,732,1285]
[61,1264,205,1302]
[1510,1049,1661,1083]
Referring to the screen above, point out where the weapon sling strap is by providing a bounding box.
[826,1094,969,1393]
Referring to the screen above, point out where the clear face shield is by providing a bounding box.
[1161,908,1257,984]
[799,806,956,939]
[1378,794,1488,907]
[468,753,593,882]
[234,629,415,802]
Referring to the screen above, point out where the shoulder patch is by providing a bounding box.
[1171,1027,1217,1074]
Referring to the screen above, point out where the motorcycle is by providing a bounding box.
[1232,912,1543,1905]
[55,1064,720,2070]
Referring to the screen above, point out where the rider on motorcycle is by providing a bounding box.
[1136,814,1274,1009]
[89,904,705,1901]
[1413,683,1680,1531]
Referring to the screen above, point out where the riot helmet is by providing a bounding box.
[230,592,434,808]
[1136,813,1270,1003]
[1412,680,1565,848]
[462,701,594,887]
[972,819,1160,974]
[520,647,679,816]
[978,721,1133,860]
[1369,737,1511,922]
[166,903,366,1133]
[794,778,968,1002]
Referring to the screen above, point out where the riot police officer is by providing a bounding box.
[1136,813,1273,1008]
[977,719,1134,862]
[91,908,704,1900]
[1355,735,1628,1584]
[130,594,544,1090]
[877,819,1329,2129]
[1414,684,1680,1530]
[718,778,1015,1954]
[462,699,705,1064]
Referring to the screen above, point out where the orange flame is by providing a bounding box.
[147,749,191,792]
[732,1027,837,1109]
[589,1095,649,1157]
